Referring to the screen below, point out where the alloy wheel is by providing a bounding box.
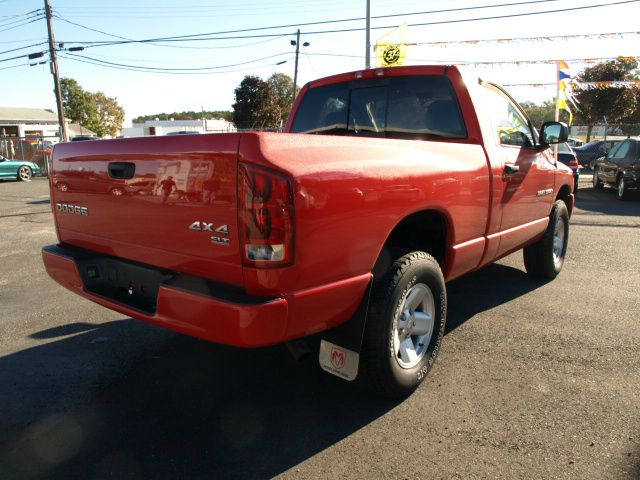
[393,283,435,369]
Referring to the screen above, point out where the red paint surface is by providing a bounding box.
[45,65,574,347]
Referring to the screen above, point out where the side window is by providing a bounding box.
[611,141,629,163]
[481,85,535,148]
[606,142,621,158]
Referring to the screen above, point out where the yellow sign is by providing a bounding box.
[375,24,409,67]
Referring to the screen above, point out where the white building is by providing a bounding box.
[120,118,236,137]
[0,107,95,141]
[0,107,65,139]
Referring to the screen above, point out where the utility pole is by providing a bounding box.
[290,30,309,108]
[44,0,68,142]
[365,0,371,69]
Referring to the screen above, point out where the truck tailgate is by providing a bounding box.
[50,134,243,286]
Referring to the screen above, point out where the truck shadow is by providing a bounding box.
[0,322,395,480]
[446,262,545,333]
[1,262,543,479]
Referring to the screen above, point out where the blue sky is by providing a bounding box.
[1,0,639,126]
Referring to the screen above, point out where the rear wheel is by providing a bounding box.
[360,251,447,398]
[523,200,569,279]
[17,166,32,181]
[617,176,628,201]
[592,168,603,189]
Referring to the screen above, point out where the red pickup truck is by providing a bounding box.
[43,65,574,397]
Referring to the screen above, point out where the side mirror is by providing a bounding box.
[539,121,569,146]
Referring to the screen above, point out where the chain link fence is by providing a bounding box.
[0,136,59,176]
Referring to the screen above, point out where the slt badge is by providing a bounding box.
[189,221,230,246]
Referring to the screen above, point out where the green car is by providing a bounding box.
[0,155,41,181]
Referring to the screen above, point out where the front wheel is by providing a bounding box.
[17,166,32,181]
[523,200,569,279]
[360,252,447,398]
[617,176,628,201]
[592,168,603,189]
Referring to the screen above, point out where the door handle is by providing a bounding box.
[108,162,135,179]
[504,164,520,175]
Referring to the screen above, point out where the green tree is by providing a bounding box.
[92,92,125,137]
[232,75,281,130]
[520,99,557,129]
[60,77,125,137]
[619,85,640,137]
[267,72,297,125]
[573,58,639,141]
[60,78,98,129]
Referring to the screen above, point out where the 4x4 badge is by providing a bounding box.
[189,221,229,235]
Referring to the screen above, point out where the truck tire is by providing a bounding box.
[361,251,446,398]
[523,200,569,279]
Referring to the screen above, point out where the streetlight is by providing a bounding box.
[290,29,309,107]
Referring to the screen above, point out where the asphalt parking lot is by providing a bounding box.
[0,175,639,479]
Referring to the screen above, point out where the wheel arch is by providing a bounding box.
[555,183,573,217]
[372,209,450,280]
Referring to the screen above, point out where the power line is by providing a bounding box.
[0,10,42,26]
[0,15,44,34]
[65,51,291,72]
[303,0,640,36]
[59,53,295,75]
[0,52,42,64]
[0,62,28,71]
[0,8,41,19]
[58,0,640,49]
[68,0,568,44]
[0,37,47,44]
[53,12,287,50]
[0,41,48,56]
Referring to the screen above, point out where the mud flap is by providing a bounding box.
[318,280,372,381]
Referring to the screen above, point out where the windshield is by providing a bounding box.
[291,75,467,140]
[557,143,572,154]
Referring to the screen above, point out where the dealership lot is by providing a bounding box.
[0,176,639,479]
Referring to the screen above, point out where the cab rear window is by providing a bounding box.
[291,75,467,140]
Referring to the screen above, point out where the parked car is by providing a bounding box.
[0,155,41,181]
[29,139,54,159]
[592,138,640,200]
[70,135,98,142]
[573,140,617,169]
[556,142,580,194]
[566,137,583,148]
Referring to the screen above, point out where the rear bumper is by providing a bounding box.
[42,245,370,347]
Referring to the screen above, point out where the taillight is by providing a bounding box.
[569,157,579,168]
[238,162,294,267]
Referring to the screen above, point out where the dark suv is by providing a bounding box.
[592,138,640,200]
[573,140,617,169]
